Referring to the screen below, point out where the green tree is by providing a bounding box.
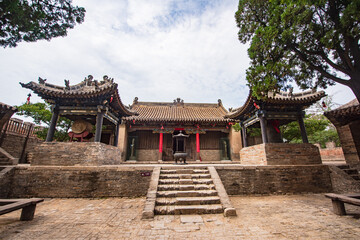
[0,0,85,48]
[235,0,360,101]
[281,114,340,147]
[16,102,72,141]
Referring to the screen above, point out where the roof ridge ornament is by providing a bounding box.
[84,75,93,86]
[173,98,184,106]
[133,97,138,104]
[64,79,70,90]
[38,77,46,84]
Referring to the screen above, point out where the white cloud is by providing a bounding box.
[0,0,355,115]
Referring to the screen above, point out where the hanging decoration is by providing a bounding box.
[270,120,280,133]
[322,101,327,108]
[26,93,31,104]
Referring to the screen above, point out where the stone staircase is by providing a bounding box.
[337,164,360,181]
[142,166,236,219]
[0,147,17,165]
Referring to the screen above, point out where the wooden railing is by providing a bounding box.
[1,118,43,138]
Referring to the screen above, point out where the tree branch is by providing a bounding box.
[292,46,351,86]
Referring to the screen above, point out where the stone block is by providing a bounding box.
[29,142,122,166]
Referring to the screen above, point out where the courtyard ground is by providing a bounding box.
[0,194,359,239]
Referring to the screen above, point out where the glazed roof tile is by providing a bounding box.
[124,99,231,123]
[226,89,326,119]
[20,76,135,116]
[324,99,359,126]
[0,102,17,112]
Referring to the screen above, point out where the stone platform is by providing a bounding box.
[0,194,359,239]
[240,143,322,165]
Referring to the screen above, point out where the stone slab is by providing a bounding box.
[180,215,204,223]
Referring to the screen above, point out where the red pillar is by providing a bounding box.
[158,132,163,160]
[196,132,200,160]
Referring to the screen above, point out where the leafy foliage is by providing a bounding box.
[16,102,72,141]
[0,0,85,47]
[281,114,340,148]
[232,122,241,132]
[235,0,360,101]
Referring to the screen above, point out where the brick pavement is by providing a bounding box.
[0,194,359,239]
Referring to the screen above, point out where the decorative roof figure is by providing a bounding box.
[20,75,136,116]
[20,75,136,143]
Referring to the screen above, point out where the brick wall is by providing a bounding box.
[1,132,42,161]
[0,167,15,198]
[6,166,152,198]
[29,142,122,166]
[328,165,360,193]
[239,144,267,165]
[337,124,360,168]
[137,149,158,161]
[200,150,221,161]
[229,128,241,161]
[240,143,322,165]
[319,147,345,161]
[1,165,333,198]
[216,165,332,195]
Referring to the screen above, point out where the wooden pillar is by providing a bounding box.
[241,123,248,147]
[94,108,105,142]
[19,123,34,163]
[113,123,120,147]
[298,112,309,143]
[158,132,163,160]
[258,111,268,144]
[46,105,59,142]
[0,120,10,147]
[196,132,200,160]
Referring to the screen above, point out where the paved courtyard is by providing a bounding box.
[0,194,359,239]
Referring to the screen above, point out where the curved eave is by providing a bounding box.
[225,92,253,119]
[0,102,17,112]
[324,105,360,125]
[20,81,137,117]
[20,81,116,99]
[110,90,137,116]
[226,90,326,119]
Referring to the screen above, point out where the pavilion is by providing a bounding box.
[226,89,326,165]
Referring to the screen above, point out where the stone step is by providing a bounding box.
[157,184,215,191]
[350,175,360,180]
[0,161,12,165]
[156,196,221,206]
[158,179,213,185]
[157,190,218,198]
[337,165,350,169]
[159,174,211,179]
[344,169,359,175]
[154,204,224,215]
[160,169,209,174]
[161,167,208,170]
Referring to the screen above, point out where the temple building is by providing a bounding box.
[120,97,241,162]
[20,76,241,163]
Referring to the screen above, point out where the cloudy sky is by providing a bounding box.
[0,0,355,113]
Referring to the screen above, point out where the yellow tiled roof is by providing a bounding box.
[124,99,230,123]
